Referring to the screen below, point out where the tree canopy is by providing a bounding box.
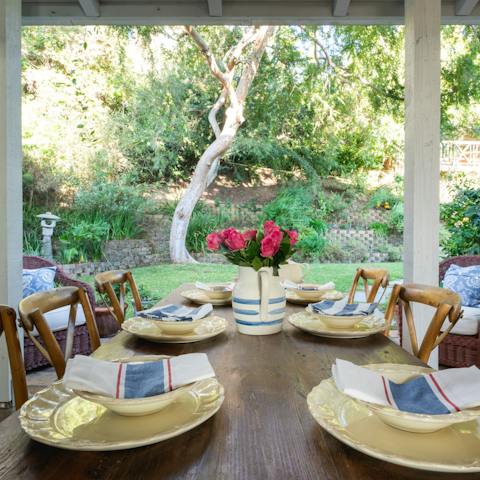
[22,24,480,206]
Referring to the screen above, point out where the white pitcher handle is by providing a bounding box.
[259,269,270,322]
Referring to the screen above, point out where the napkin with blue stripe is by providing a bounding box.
[138,303,213,322]
[332,359,480,414]
[311,298,377,316]
[63,354,215,399]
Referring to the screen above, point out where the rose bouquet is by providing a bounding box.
[206,220,298,275]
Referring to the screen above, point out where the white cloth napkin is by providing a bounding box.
[63,354,215,399]
[311,298,376,316]
[282,280,335,291]
[332,358,480,414]
[195,281,234,292]
[138,303,213,321]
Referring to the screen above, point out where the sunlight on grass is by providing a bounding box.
[83,262,403,300]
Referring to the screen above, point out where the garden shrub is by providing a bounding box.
[441,188,480,256]
[261,184,328,258]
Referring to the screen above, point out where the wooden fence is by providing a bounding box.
[441,141,480,171]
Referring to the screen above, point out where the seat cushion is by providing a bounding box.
[443,264,480,307]
[31,304,86,336]
[22,267,56,298]
[441,306,480,336]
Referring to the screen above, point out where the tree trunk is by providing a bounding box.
[169,26,276,263]
[169,116,239,262]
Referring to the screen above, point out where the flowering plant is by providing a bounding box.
[206,220,298,274]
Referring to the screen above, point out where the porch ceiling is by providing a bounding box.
[22,0,480,26]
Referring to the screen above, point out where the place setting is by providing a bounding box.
[20,353,224,451]
[288,296,386,338]
[121,302,227,343]
[307,359,480,473]
[282,279,344,305]
[181,281,234,306]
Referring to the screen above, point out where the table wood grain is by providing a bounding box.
[0,284,476,479]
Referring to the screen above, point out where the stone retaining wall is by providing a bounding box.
[61,215,402,277]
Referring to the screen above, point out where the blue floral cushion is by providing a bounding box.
[22,267,57,298]
[443,264,480,307]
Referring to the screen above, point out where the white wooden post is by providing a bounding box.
[0,0,22,403]
[404,0,441,367]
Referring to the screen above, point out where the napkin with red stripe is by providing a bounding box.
[63,354,215,399]
[332,359,480,415]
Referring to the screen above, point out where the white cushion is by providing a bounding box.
[441,306,480,336]
[31,304,86,336]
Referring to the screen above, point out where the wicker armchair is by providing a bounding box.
[438,255,480,368]
[22,256,97,370]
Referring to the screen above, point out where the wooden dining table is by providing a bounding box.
[0,284,477,480]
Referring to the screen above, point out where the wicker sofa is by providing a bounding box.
[438,255,480,368]
[22,256,98,371]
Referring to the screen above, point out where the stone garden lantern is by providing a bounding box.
[36,212,60,260]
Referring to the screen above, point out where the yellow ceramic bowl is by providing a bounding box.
[362,365,480,433]
[201,284,232,301]
[150,317,205,335]
[313,313,371,329]
[74,356,191,417]
[295,284,327,301]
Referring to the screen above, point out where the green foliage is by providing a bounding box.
[51,182,152,262]
[261,184,328,258]
[388,201,404,235]
[368,185,401,210]
[369,221,390,237]
[186,202,233,253]
[59,220,109,263]
[441,188,480,256]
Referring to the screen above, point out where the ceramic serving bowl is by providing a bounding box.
[136,316,205,335]
[201,284,233,300]
[362,366,480,433]
[74,355,191,417]
[294,284,329,301]
[307,305,371,329]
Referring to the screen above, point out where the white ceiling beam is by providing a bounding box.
[333,0,351,16]
[78,0,100,17]
[456,0,480,15]
[21,1,480,26]
[208,0,222,17]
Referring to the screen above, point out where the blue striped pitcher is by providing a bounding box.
[233,266,286,335]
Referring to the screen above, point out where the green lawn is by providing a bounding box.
[82,262,402,301]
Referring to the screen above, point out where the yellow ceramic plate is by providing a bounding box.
[288,311,385,338]
[121,315,227,343]
[307,364,480,473]
[181,288,232,306]
[285,290,344,305]
[20,377,224,451]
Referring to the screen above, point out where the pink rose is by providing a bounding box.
[287,230,299,246]
[206,232,223,251]
[243,229,257,241]
[263,220,280,236]
[222,227,246,251]
[261,229,283,257]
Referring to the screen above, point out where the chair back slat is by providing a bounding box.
[95,270,143,324]
[384,283,463,363]
[348,268,390,304]
[0,305,28,409]
[19,286,100,378]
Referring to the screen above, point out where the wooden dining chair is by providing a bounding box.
[384,283,463,363]
[347,267,390,304]
[18,286,101,379]
[95,270,143,325]
[0,305,28,409]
